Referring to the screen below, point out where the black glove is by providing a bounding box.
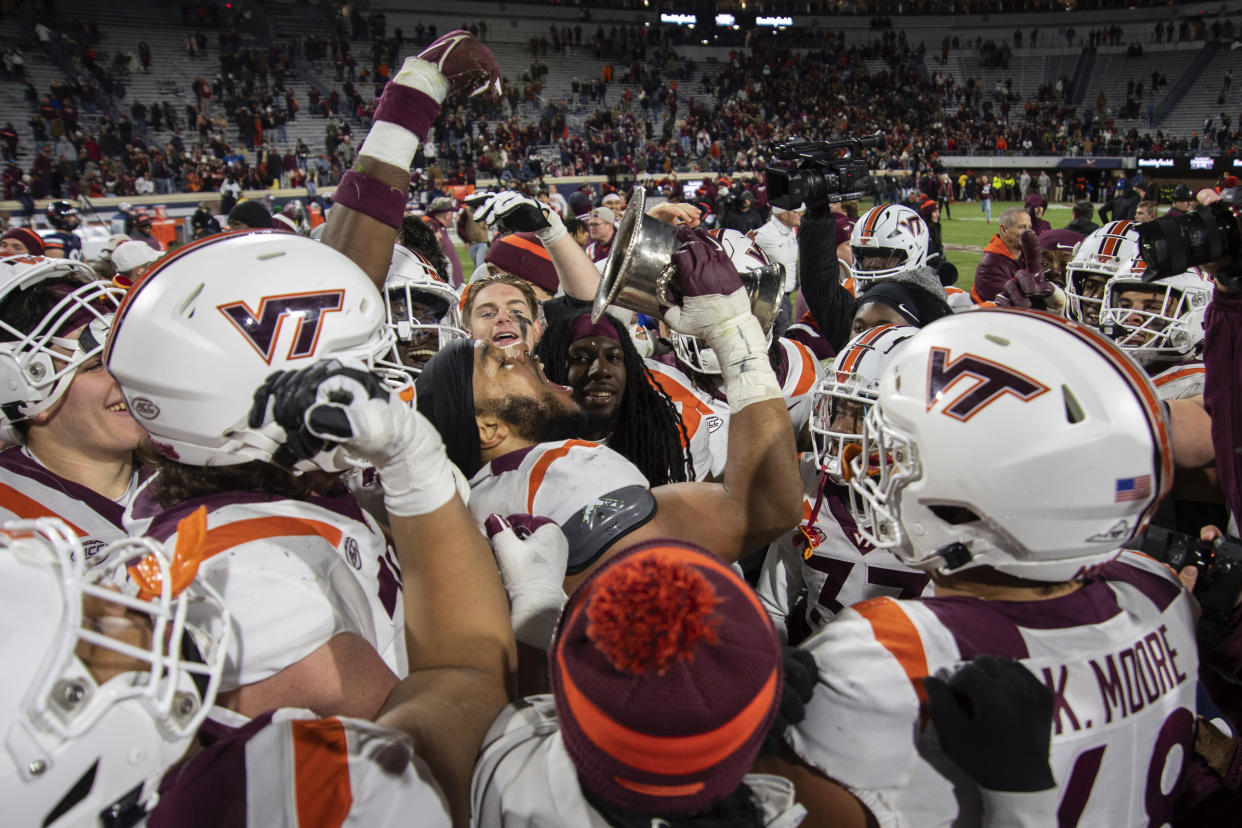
[925,655,1056,792]
[248,358,390,469]
[471,191,551,233]
[760,647,819,755]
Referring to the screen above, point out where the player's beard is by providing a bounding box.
[497,390,591,444]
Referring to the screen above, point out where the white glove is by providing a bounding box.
[661,287,752,340]
[484,513,568,650]
[471,190,566,245]
[249,358,462,516]
[657,226,782,412]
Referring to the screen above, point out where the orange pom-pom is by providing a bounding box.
[585,551,722,676]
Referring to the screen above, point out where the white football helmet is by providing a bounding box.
[0,517,228,827]
[383,245,466,376]
[810,324,918,484]
[849,204,931,291]
[1064,220,1140,328]
[672,228,781,375]
[846,309,1170,582]
[104,231,407,470]
[1099,260,1211,369]
[0,255,125,442]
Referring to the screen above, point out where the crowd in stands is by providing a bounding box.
[7,1,1242,213]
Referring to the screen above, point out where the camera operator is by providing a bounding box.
[719,188,765,234]
[769,135,887,353]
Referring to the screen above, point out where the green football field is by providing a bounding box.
[455,199,1050,293]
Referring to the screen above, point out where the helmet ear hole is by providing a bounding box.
[1062,385,1085,424]
[927,504,981,526]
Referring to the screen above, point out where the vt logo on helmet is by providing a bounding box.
[218,290,345,364]
[849,204,932,292]
[926,346,1049,421]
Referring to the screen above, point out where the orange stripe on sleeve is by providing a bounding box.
[198,516,344,561]
[789,341,819,397]
[527,439,598,513]
[853,597,929,704]
[0,482,86,535]
[648,370,713,447]
[1153,365,1204,387]
[291,717,353,828]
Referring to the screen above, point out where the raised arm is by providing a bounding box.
[249,359,515,827]
[471,190,603,301]
[591,227,802,569]
[798,205,857,352]
[323,32,500,290]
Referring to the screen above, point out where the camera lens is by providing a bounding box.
[1137,203,1242,279]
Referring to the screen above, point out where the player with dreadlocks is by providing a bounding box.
[535,311,694,486]
[398,214,452,280]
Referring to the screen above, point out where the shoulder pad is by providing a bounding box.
[560,484,657,574]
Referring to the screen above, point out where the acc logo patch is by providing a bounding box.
[130,397,160,419]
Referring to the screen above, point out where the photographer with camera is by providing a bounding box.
[779,136,953,357]
[770,135,896,354]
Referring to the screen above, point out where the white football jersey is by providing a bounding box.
[644,358,725,481]
[778,337,825,435]
[142,488,408,690]
[470,695,807,828]
[787,552,1198,828]
[468,439,649,528]
[0,445,137,561]
[758,456,932,642]
[1151,361,1205,401]
[149,707,450,827]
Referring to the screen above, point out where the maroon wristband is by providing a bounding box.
[332,170,407,229]
[372,83,441,139]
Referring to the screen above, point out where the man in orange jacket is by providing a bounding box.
[971,206,1031,303]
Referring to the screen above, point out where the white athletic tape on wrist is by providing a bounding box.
[359,120,422,172]
[393,57,449,100]
[707,313,783,413]
[358,59,447,170]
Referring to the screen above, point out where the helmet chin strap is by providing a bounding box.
[936,542,974,572]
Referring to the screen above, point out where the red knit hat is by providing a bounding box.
[484,232,560,295]
[0,227,45,256]
[551,540,782,816]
